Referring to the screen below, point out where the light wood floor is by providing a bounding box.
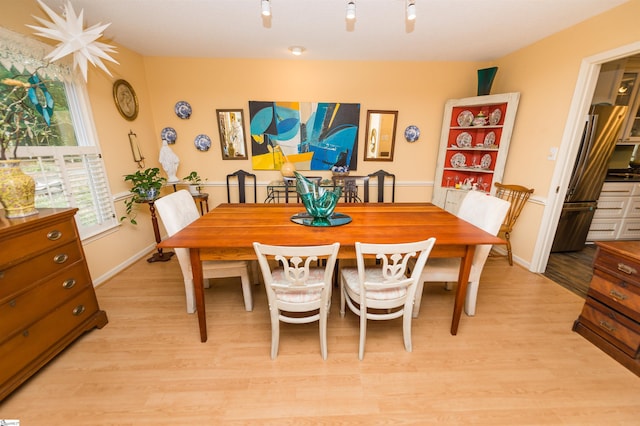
[2,254,639,425]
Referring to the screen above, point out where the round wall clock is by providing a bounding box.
[113,79,139,121]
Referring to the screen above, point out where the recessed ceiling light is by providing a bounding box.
[289,46,305,56]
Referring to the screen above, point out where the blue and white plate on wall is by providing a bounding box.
[194,134,211,151]
[175,101,192,119]
[161,127,177,144]
[404,125,420,142]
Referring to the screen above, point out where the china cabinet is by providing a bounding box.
[618,67,640,143]
[432,93,520,213]
[0,208,108,400]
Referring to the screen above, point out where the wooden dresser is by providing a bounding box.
[573,241,640,376]
[0,208,108,400]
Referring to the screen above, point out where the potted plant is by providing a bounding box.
[0,72,56,218]
[183,171,204,195]
[121,167,166,224]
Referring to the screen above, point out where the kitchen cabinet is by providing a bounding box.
[0,208,108,401]
[616,57,640,143]
[587,181,640,241]
[592,59,628,106]
[432,93,520,213]
[573,241,640,376]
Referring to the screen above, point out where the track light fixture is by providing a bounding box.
[407,0,416,21]
[261,0,271,17]
[346,1,356,20]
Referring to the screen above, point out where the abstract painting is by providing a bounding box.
[248,101,360,171]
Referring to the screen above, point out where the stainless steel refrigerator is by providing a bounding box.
[551,105,628,252]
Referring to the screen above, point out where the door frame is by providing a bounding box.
[532,41,640,273]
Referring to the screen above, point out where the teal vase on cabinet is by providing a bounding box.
[477,67,498,96]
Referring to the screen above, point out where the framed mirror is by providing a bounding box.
[364,110,398,161]
[216,109,248,160]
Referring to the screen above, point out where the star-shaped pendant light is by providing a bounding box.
[27,0,118,81]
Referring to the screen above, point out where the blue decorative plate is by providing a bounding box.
[175,101,192,119]
[161,127,177,144]
[404,125,420,142]
[194,134,211,151]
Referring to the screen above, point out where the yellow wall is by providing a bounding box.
[3,0,640,281]
[491,0,640,264]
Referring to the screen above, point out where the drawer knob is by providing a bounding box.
[72,304,85,316]
[598,320,617,334]
[9,299,16,307]
[617,263,637,275]
[22,330,29,337]
[47,229,62,240]
[63,278,76,289]
[54,253,69,264]
[609,289,628,301]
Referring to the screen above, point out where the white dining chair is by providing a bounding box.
[253,242,340,360]
[340,238,436,360]
[412,190,510,317]
[155,190,254,313]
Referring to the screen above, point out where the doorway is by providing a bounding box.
[531,41,640,276]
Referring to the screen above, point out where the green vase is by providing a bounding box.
[0,160,38,218]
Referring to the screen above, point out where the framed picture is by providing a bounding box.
[364,110,398,161]
[113,79,139,121]
[216,109,248,160]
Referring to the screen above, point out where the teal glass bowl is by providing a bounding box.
[295,172,342,219]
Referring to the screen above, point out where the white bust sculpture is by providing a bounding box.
[159,140,180,183]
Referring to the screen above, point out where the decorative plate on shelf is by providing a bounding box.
[456,132,472,148]
[450,153,467,168]
[457,110,474,127]
[161,127,177,144]
[480,153,492,169]
[175,101,192,119]
[483,131,496,147]
[404,125,420,142]
[194,134,211,151]
[489,108,502,125]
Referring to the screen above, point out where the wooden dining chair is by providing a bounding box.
[155,190,254,313]
[333,175,370,202]
[367,169,396,202]
[253,242,340,360]
[493,182,534,265]
[340,238,436,360]
[226,169,257,203]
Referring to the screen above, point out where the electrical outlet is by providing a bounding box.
[548,147,558,161]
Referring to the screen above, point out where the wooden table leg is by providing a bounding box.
[451,245,475,335]
[190,247,208,342]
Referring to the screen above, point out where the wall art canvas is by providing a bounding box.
[249,101,360,171]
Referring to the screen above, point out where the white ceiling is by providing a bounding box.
[39,0,628,61]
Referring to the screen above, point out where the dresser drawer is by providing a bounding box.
[0,240,84,300]
[594,248,640,285]
[0,218,77,267]
[0,261,91,337]
[0,288,99,386]
[579,298,640,358]
[589,272,640,322]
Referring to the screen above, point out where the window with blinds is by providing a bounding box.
[1,27,117,239]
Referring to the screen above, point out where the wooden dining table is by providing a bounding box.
[158,202,504,342]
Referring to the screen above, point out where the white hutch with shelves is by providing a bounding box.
[432,92,521,213]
